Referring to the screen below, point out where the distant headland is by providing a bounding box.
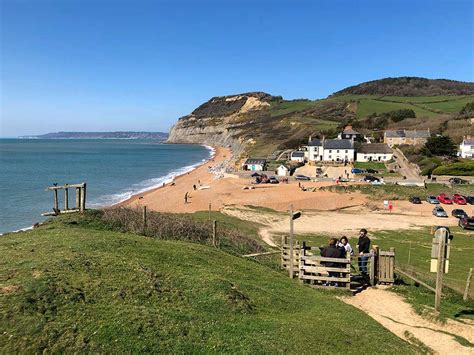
[18,131,169,140]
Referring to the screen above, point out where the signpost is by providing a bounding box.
[288,205,301,279]
[430,227,451,312]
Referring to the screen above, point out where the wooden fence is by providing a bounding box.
[281,240,395,288]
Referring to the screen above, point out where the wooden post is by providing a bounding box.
[208,203,211,221]
[212,220,217,247]
[64,186,69,211]
[435,229,446,312]
[289,204,294,279]
[370,247,378,286]
[142,206,147,234]
[53,189,59,213]
[464,268,473,301]
[407,241,412,268]
[75,187,81,209]
[80,184,87,212]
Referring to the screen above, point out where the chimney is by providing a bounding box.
[308,135,312,144]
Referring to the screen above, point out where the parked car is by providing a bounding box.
[409,196,422,204]
[366,168,379,174]
[437,194,453,204]
[451,209,468,218]
[268,176,279,184]
[459,216,474,230]
[432,206,448,217]
[294,174,311,181]
[452,194,467,205]
[351,168,365,174]
[363,175,380,182]
[449,177,468,185]
[465,196,474,204]
[371,180,386,185]
[426,196,440,204]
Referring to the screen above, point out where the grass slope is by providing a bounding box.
[0,220,414,353]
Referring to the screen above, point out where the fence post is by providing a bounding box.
[75,187,81,209]
[142,206,147,234]
[64,185,69,211]
[209,203,211,221]
[212,220,217,247]
[464,268,473,301]
[53,189,59,213]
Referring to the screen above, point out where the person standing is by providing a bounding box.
[337,236,353,256]
[356,229,370,275]
[320,238,344,286]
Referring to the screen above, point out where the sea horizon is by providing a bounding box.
[0,138,213,234]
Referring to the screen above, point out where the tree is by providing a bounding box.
[460,101,474,116]
[424,136,457,157]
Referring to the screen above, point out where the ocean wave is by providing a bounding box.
[89,144,216,208]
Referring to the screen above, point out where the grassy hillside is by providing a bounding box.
[0,215,415,353]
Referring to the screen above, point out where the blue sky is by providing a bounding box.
[1,0,473,136]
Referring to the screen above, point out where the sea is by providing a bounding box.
[0,139,213,234]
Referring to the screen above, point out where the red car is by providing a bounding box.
[453,194,467,205]
[437,194,453,204]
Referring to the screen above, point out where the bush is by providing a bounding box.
[432,160,474,176]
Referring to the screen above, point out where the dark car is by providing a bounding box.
[451,209,468,218]
[351,168,365,174]
[268,176,279,184]
[409,196,422,204]
[459,216,474,230]
[366,168,379,174]
[294,174,311,181]
[449,177,468,185]
[363,175,380,182]
[464,195,474,205]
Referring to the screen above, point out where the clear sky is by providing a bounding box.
[1,0,473,137]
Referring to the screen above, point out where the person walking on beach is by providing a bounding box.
[193,184,196,191]
[356,229,371,275]
[184,192,188,204]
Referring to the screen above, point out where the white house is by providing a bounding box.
[306,137,355,162]
[276,165,289,176]
[243,158,267,171]
[290,151,305,162]
[459,138,474,159]
[356,143,393,162]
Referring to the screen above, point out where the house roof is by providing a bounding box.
[291,151,305,157]
[342,126,360,135]
[308,139,322,146]
[357,143,393,154]
[462,139,474,145]
[323,139,353,149]
[385,129,430,139]
[278,165,289,170]
[244,158,267,165]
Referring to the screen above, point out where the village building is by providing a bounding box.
[383,129,430,146]
[243,158,267,171]
[276,165,290,176]
[290,151,305,162]
[305,137,355,162]
[338,125,362,141]
[356,143,393,162]
[459,137,474,159]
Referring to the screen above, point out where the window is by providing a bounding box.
[337,150,340,153]
[329,150,332,153]
[345,150,348,153]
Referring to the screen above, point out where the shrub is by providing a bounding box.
[432,160,474,176]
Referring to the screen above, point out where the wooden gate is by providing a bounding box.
[377,247,395,284]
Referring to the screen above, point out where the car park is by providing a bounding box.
[452,194,467,205]
[268,176,279,184]
[432,206,448,217]
[294,174,311,181]
[351,168,365,174]
[366,168,379,174]
[459,216,474,230]
[465,196,474,204]
[437,194,453,204]
[449,177,468,184]
[409,196,422,204]
[451,209,468,218]
[426,196,440,204]
[363,175,380,182]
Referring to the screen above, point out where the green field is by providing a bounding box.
[0,215,415,353]
[355,98,439,118]
[294,226,474,320]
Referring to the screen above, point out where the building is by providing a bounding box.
[306,137,355,162]
[243,158,267,171]
[290,151,305,163]
[338,125,362,141]
[276,165,289,176]
[356,143,393,162]
[384,129,430,146]
[459,138,474,159]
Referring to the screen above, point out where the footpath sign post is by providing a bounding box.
[431,227,451,312]
[288,205,301,279]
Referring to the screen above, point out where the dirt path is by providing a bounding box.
[341,287,474,354]
[393,148,422,181]
[221,206,457,246]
